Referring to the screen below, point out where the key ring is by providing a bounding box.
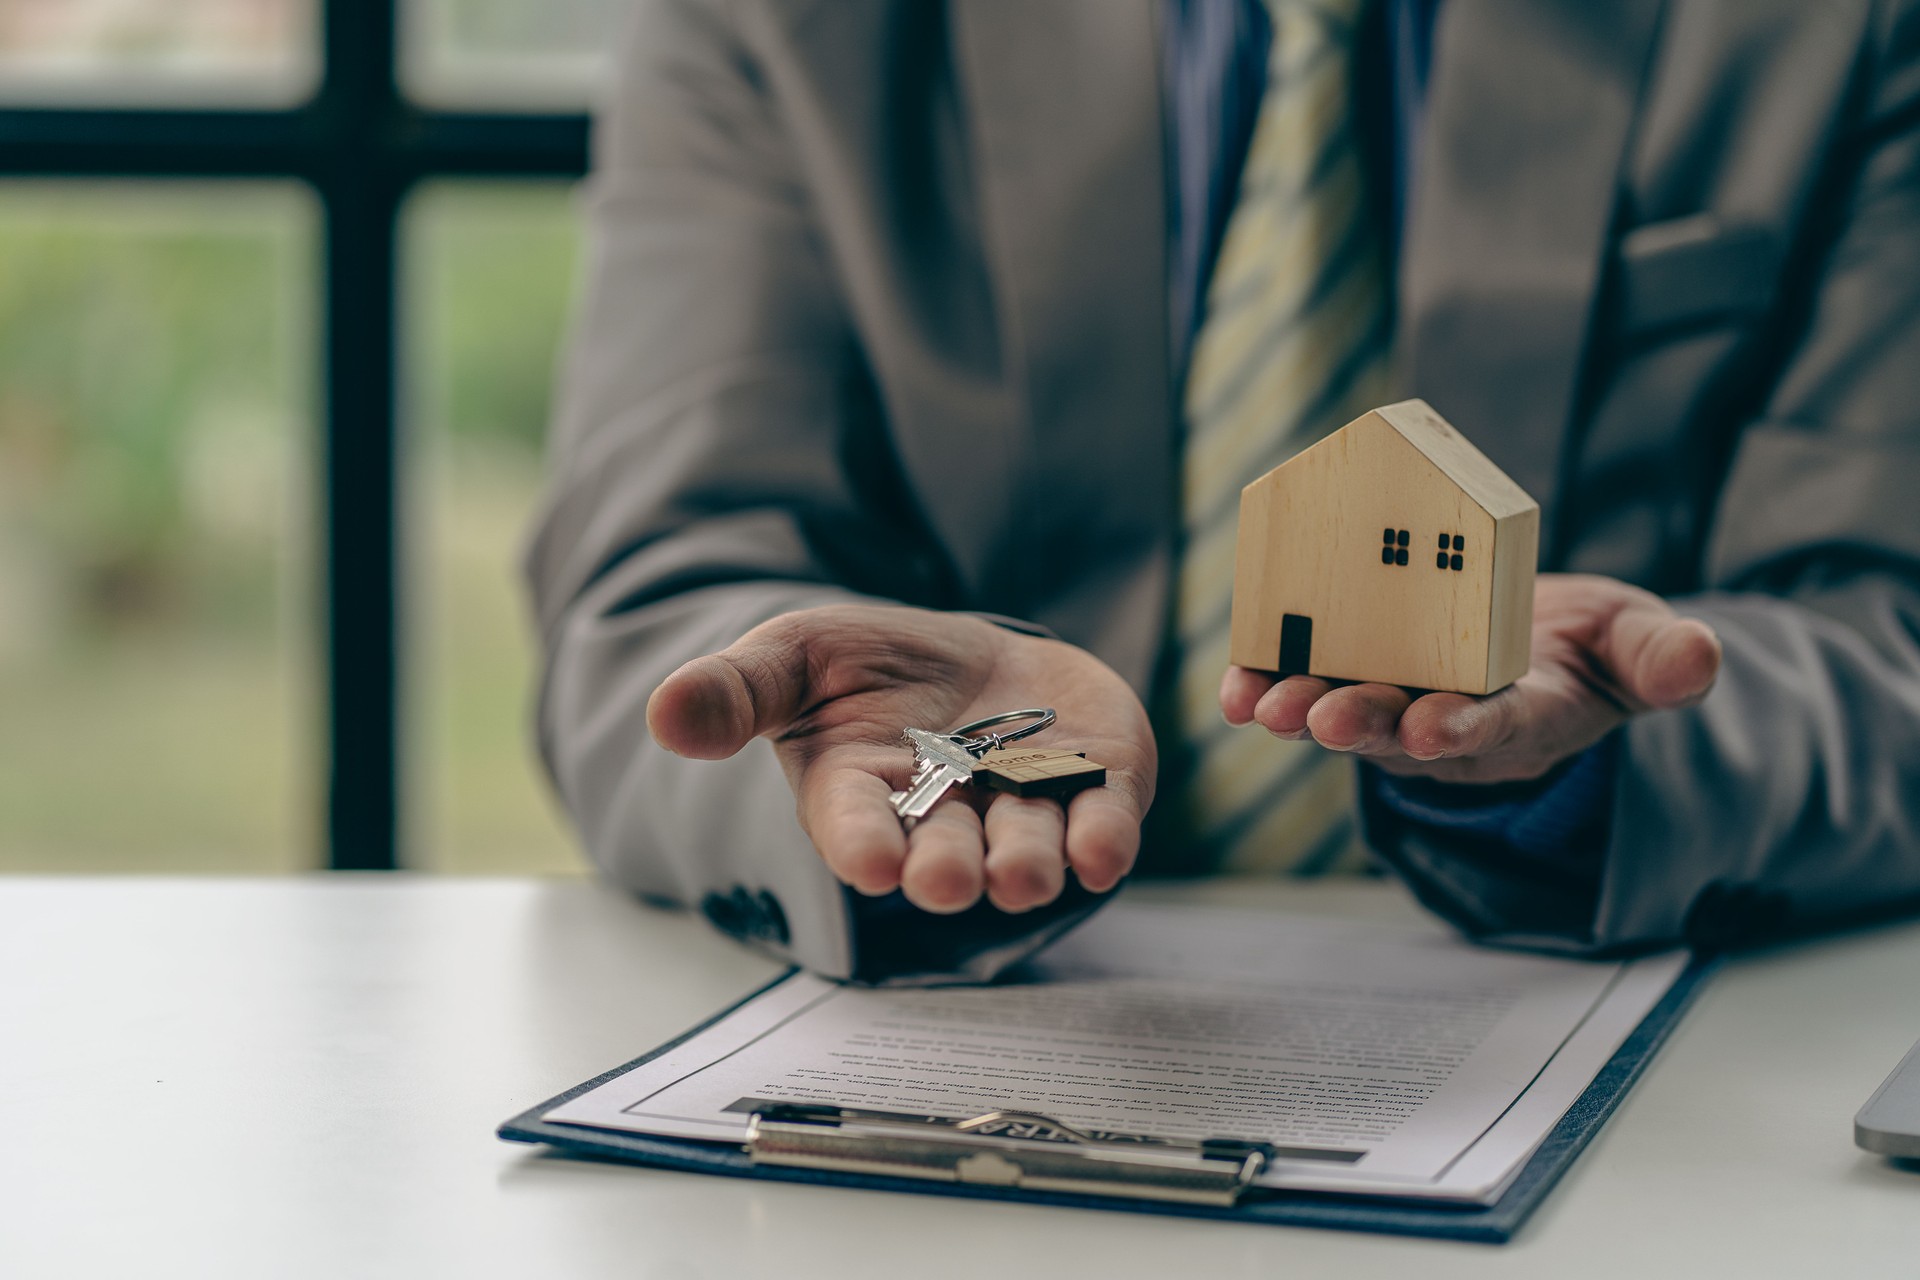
[945,708,1056,757]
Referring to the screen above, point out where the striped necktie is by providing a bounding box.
[1171,0,1392,873]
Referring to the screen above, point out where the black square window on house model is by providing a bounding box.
[1381,527,1410,566]
[1436,533,1465,571]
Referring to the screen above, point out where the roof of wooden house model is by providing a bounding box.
[1249,399,1535,520]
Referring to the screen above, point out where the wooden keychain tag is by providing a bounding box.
[974,747,1106,800]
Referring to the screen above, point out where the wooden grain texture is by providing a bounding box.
[1372,399,1535,520]
[975,748,1106,799]
[1229,400,1537,695]
[1484,504,1540,691]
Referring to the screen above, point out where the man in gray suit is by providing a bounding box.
[527,0,1920,981]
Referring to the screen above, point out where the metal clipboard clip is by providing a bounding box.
[746,1103,1275,1207]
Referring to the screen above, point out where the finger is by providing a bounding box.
[900,802,987,914]
[1396,690,1514,761]
[1303,683,1417,754]
[1252,675,1334,739]
[982,795,1069,913]
[1063,783,1143,894]
[1595,600,1723,711]
[801,767,909,896]
[645,617,814,759]
[1221,666,1278,727]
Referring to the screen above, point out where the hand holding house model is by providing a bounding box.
[1229,400,1539,697]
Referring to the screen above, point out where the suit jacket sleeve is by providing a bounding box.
[525,0,1104,981]
[1370,2,1920,954]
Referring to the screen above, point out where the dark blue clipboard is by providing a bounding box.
[500,959,1712,1244]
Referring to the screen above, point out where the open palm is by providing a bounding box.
[646,605,1155,914]
[1222,574,1721,782]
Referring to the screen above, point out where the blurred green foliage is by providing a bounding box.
[407,182,583,874]
[413,181,577,452]
[436,0,627,58]
[0,186,306,644]
[0,179,583,874]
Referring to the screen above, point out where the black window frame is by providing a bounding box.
[0,0,590,871]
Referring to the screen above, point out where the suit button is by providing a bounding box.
[1684,883,1738,950]
[756,890,790,946]
[1747,889,1790,940]
[701,887,789,947]
[1684,882,1785,951]
[700,887,755,940]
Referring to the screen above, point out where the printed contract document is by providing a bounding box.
[545,903,1687,1203]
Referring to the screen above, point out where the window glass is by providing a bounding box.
[401,0,629,111]
[403,180,582,874]
[0,0,318,106]
[0,182,316,872]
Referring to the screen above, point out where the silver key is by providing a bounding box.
[888,727,980,828]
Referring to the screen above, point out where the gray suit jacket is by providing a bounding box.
[527,0,1920,979]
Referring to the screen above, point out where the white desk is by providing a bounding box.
[1,876,1914,1277]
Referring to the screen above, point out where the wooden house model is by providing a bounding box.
[1228,399,1539,696]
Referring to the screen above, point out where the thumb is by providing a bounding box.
[1591,592,1722,712]
[645,620,814,760]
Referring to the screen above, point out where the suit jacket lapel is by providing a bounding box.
[950,0,1173,682]
[1399,0,1666,562]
